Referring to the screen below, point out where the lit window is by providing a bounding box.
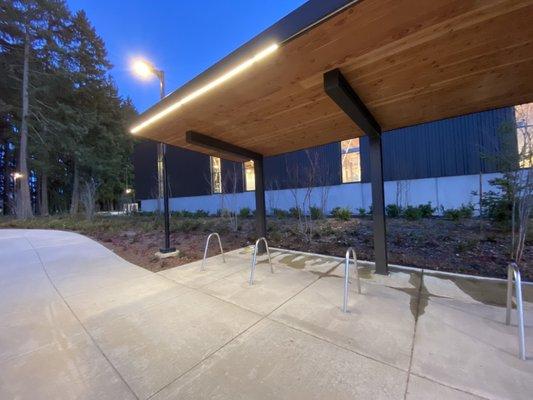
[210,156,222,193]
[244,160,255,191]
[515,103,533,168]
[341,138,361,183]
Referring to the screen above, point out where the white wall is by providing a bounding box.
[140,172,501,215]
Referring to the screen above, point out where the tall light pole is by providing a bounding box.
[132,59,175,254]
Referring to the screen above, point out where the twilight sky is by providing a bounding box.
[66,0,307,113]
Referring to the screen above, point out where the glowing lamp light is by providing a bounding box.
[132,59,155,80]
[130,43,279,134]
[125,188,133,195]
[12,172,23,180]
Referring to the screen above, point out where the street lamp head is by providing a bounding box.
[125,188,133,195]
[12,172,23,180]
[132,58,155,80]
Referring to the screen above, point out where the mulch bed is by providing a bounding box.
[93,216,531,281]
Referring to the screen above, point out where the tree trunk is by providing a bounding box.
[70,161,79,215]
[1,136,12,215]
[41,170,49,216]
[16,29,33,219]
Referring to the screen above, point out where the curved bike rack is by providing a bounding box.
[506,262,526,360]
[201,232,225,270]
[249,237,273,285]
[342,247,361,313]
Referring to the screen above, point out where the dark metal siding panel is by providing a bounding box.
[133,141,158,200]
[361,107,516,182]
[264,142,342,190]
[165,146,211,197]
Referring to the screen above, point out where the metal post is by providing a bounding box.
[506,263,526,360]
[249,237,273,285]
[343,247,361,313]
[254,156,267,253]
[160,143,175,253]
[369,134,388,274]
[157,69,174,254]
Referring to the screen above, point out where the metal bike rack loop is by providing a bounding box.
[201,232,225,270]
[249,237,273,285]
[342,247,361,313]
[506,262,526,360]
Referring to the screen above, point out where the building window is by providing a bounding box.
[515,103,532,168]
[210,156,222,193]
[244,160,255,191]
[341,138,361,183]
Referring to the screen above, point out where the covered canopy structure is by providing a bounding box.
[132,0,533,274]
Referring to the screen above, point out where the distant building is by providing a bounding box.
[133,106,521,215]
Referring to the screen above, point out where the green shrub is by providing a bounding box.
[289,207,301,219]
[309,206,324,220]
[271,208,289,219]
[386,204,402,218]
[403,206,422,220]
[358,208,367,217]
[178,210,193,218]
[194,209,209,218]
[442,203,474,221]
[319,223,335,236]
[418,202,435,218]
[239,207,251,218]
[331,207,351,221]
[174,219,201,232]
[218,208,232,218]
[482,188,512,223]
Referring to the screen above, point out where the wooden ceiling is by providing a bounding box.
[133,0,533,161]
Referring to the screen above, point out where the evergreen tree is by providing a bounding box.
[0,0,70,218]
[0,1,137,217]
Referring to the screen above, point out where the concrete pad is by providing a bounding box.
[406,375,485,400]
[0,228,27,239]
[159,253,249,289]
[36,240,116,264]
[24,229,90,249]
[412,295,533,400]
[87,289,261,399]
[0,295,82,362]
[2,230,531,400]
[0,333,136,400]
[0,247,41,269]
[270,271,418,370]
[0,266,58,313]
[0,235,34,253]
[152,319,407,400]
[50,259,152,298]
[268,248,344,275]
[423,272,533,307]
[65,274,191,327]
[0,259,47,288]
[200,263,319,315]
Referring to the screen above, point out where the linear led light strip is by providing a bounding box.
[130,43,279,134]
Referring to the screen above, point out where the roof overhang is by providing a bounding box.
[132,0,533,161]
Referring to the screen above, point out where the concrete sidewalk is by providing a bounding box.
[0,229,531,399]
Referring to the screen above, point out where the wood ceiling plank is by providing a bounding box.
[134,0,533,159]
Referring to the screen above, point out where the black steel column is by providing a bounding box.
[254,156,267,253]
[369,135,388,274]
[324,68,388,274]
[160,143,175,253]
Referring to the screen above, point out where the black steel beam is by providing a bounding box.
[186,131,262,162]
[254,157,268,253]
[324,68,381,138]
[324,68,388,274]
